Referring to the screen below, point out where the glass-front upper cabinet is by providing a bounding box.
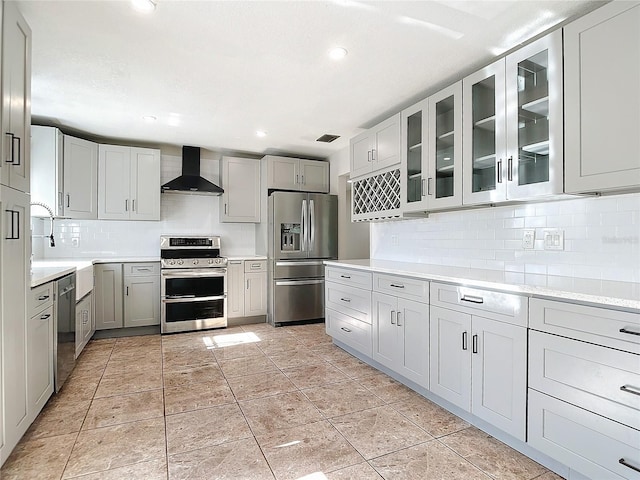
[463,31,563,205]
[505,30,563,199]
[427,81,463,210]
[400,98,428,212]
[463,59,507,205]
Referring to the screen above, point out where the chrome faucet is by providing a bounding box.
[30,201,56,247]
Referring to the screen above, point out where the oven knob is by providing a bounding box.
[168,259,175,266]
[193,259,199,265]
[177,259,184,265]
[208,259,214,264]
[215,258,221,264]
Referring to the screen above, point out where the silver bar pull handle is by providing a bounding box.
[620,385,640,397]
[125,199,128,212]
[619,458,640,474]
[497,159,503,184]
[461,295,484,304]
[5,132,14,164]
[66,193,70,208]
[132,199,136,212]
[341,327,352,333]
[462,331,468,351]
[301,199,307,251]
[427,177,433,196]
[397,312,402,327]
[472,334,478,354]
[507,156,513,181]
[367,150,371,163]
[421,178,426,197]
[310,199,315,252]
[340,298,351,303]
[619,327,640,337]
[391,310,396,325]
[371,148,376,162]
[246,279,249,290]
[301,175,305,185]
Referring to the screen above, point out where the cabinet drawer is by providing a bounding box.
[325,281,371,324]
[430,282,527,327]
[530,298,640,354]
[528,389,640,480]
[123,262,160,277]
[30,282,54,314]
[244,260,266,273]
[326,308,372,357]
[326,266,372,290]
[530,330,640,430]
[374,273,428,301]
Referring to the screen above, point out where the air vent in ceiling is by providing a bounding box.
[316,134,340,143]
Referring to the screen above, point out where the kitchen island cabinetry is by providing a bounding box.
[0,1,31,193]
[27,282,54,422]
[98,145,160,221]
[265,155,329,193]
[564,1,640,194]
[220,156,260,223]
[228,259,267,321]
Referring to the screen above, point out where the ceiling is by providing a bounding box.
[18,0,603,159]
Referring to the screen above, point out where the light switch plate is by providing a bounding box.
[522,229,535,249]
[543,229,564,250]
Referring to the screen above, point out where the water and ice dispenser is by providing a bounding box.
[280,223,301,251]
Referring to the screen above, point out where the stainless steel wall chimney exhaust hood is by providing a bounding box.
[161,146,224,195]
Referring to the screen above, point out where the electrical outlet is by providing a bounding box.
[71,237,79,248]
[522,229,535,249]
[543,229,564,250]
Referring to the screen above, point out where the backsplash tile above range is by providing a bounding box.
[371,192,640,284]
[33,193,256,259]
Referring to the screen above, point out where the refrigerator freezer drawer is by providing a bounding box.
[273,278,324,324]
[274,260,325,280]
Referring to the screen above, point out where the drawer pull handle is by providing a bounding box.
[619,458,640,473]
[472,334,478,354]
[340,327,352,333]
[251,263,261,268]
[390,283,404,289]
[620,385,640,397]
[37,295,50,301]
[462,331,468,351]
[619,327,640,337]
[40,313,51,321]
[340,297,351,303]
[461,295,484,304]
[340,275,351,279]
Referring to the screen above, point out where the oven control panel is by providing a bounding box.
[161,257,228,269]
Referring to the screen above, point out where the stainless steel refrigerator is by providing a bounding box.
[268,191,337,325]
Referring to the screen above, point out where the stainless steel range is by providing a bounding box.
[160,235,228,334]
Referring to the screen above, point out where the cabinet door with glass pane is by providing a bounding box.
[428,81,463,210]
[400,99,428,212]
[505,30,563,199]
[463,59,507,205]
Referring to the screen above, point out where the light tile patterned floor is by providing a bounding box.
[0,323,564,480]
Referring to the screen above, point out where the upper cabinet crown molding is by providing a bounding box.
[564,1,640,194]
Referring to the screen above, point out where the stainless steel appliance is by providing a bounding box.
[268,192,337,325]
[55,273,76,392]
[160,235,228,334]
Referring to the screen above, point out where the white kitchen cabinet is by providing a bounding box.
[227,260,245,318]
[27,298,54,422]
[124,263,160,327]
[220,156,260,223]
[373,292,429,388]
[463,31,563,205]
[63,135,98,219]
[400,98,429,212]
[98,145,160,221]
[564,2,640,194]
[30,125,64,216]
[265,155,329,193]
[0,185,30,465]
[245,273,266,317]
[228,259,266,319]
[75,293,93,358]
[94,263,123,330]
[350,113,401,179]
[0,1,30,193]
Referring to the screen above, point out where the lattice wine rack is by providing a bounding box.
[351,168,402,221]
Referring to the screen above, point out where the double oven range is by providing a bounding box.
[160,235,228,334]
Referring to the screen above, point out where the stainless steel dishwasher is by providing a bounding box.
[55,273,76,392]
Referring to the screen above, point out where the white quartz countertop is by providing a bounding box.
[325,259,640,312]
[227,255,267,261]
[31,257,160,288]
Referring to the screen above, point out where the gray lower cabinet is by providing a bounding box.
[95,262,159,330]
[75,293,94,357]
[228,259,266,319]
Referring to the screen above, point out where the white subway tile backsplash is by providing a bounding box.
[371,193,640,283]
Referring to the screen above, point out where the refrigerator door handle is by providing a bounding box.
[301,199,307,252]
[310,199,315,252]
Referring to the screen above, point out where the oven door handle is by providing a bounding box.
[162,269,227,278]
[162,295,226,303]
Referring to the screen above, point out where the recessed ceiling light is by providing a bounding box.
[328,47,348,60]
[142,115,157,123]
[132,0,156,13]
[256,130,267,138]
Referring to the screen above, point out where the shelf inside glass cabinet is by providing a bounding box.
[521,140,549,155]
[473,154,496,168]
[521,96,549,116]
[474,116,496,131]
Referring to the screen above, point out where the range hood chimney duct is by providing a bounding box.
[161,146,224,195]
